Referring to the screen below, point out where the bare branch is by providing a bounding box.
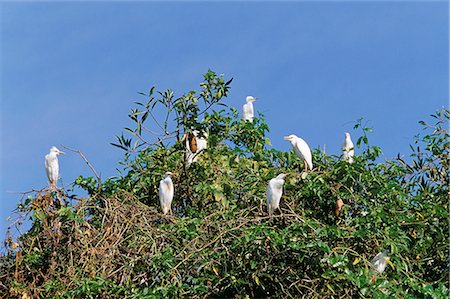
[61,145,101,184]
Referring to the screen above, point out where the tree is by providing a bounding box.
[1,71,448,298]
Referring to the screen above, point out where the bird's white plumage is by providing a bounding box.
[45,146,64,189]
[159,172,174,215]
[266,174,286,217]
[341,132,354,163]
[372,251,389,274]
[242,96,256,122]
[194,131,208,153]
[186,130,208,166]
[284,134,313,170]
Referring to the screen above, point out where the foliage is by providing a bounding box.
[1,72,448,298]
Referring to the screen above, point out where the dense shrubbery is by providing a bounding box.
[1,71,448,298]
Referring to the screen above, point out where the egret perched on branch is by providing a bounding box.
[159,172,174,215]
[194,130,207,152]
[185,130,208,166]
[341,132,354,163]
[284,134,313,171]
[242,96,256,122]
[45,146,65,189]
[372,250,391,274]
[266,174,287,217]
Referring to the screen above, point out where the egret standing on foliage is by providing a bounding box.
[284,134,313,171]
[45,146,65,189]
[266,174,287,217]
[372,250,390,274]
[195,131,208,153]
[341,132,354,163]
[242,96,256,122]
[159,172,174,215]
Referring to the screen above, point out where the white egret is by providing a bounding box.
[372,251,390,274]
[341,132,354,163]
[45,146,65,189]
[242,96,256,122]
[185,130,208,166]
[195,130,208,152]
[159,172,174,215]
[284,134,313,171]
[266,174,287,217]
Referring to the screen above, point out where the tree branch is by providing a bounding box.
[61,145,101,184]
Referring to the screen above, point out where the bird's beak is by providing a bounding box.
[386,258,395,269]
[59,151,65,155]
[283,136,290,140]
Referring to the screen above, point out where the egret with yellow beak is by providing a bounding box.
[242,96,256,122]
[266,174,287,217]
[372,250,393,274]
[45,146,65,189]
[341,132,354,163]
[284,134,313,171]
[159,172,174,215]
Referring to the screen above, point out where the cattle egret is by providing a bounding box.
[372,251,390,274]
[159,172,174,215]
[341,132,354,163]
[242,96,256,122]
[266,174,287,217]
[284,134,313,171]
[185,130,208,166]
[45,146,65,189]
[195,130,208,152]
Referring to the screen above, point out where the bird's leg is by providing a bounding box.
[58,192,65,207]
[168,208,177,223]
[300,160,309,180]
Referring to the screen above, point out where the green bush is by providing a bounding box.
[1,71,448,298]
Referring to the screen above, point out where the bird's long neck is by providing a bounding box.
[165,178,173,191]
[346,137,353,146]
[272,179,284,189]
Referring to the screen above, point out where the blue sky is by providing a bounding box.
[1,1,448,240]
